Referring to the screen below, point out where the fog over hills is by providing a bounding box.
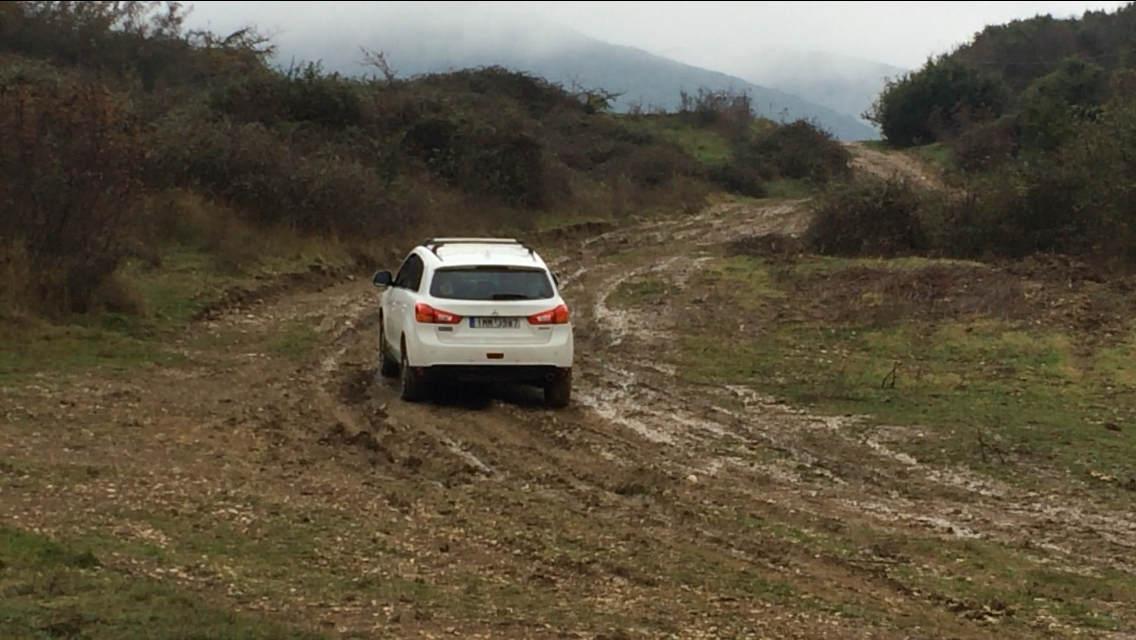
[258,13,886,140]
[696,48,910,126]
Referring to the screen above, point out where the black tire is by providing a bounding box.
[398,342,429,403]
[378,321,399,379]
[544,370,572,409]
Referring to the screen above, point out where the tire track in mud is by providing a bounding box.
[10,179,1131,635]
[553,191,1136,586]
[234,178,1136,633]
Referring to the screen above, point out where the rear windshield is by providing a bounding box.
[429,267,554,301]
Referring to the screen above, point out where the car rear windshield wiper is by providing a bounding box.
[490,293,532,300]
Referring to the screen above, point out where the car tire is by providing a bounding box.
[399,343,429,403]
[378,322,399,379]
[544,370,572,409]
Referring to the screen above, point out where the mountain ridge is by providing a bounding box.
[272,22,882,140]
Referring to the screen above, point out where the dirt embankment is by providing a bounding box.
[3,152,1135,638]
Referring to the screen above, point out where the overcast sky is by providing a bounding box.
[183,1,1132,71]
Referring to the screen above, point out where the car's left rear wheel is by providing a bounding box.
[544,369,572,409]
[378,321,399,379]
[399,343,429,403]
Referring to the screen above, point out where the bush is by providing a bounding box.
[1016,57,1108,153]
[866,56,1010,148]
[947,116,1018,173]
[705,162,769,198]
[400,115,547,208]
[210,62,364,129]
[677,88,754,141]
[0,64,146,317]
[805,178,928,258]
[749,119,852,184]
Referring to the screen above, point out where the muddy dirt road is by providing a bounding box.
[3,146,1135,638]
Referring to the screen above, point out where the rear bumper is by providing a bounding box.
[407,325,574,368]
[420,365,570,386]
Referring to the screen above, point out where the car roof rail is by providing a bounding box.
[422,237,535,259]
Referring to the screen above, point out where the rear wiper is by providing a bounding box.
[491,293,531,300]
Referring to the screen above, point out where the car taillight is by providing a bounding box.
[528,303,570,325]
[415,302,462,324]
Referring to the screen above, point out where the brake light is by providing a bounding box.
[415,302,462,324]
[528,303,570,325]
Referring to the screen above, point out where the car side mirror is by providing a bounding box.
[552,272,561,287]
[372,270,393,288]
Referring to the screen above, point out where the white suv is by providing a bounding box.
[371,238,574,408]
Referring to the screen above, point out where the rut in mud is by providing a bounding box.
[3,144,1136,639]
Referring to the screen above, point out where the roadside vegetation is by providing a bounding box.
[0,0,851,381]
[832,2,1136,269]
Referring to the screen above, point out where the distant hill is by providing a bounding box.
[272,22,882,141]
[711,48,909,127]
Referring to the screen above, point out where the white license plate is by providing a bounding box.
[470,317,520,329]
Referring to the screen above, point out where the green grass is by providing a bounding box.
[266,319,320,361]
[610,278,671,307]
[675,253,1136,493]
[619,113,733,163]
[0,323,185,384]
[764,178,813,200]
[736,506,1136,631]
[910,142,952,169]
[0,242,350,383]
[0,526,324,640]
[659,126,732,163]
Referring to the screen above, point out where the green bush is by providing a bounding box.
[749,119,852,184]
[805,178,928,258]
[947,116,1018,174]
[705,162,769,198]
[1016,57,1108,153]
[867,56,1010,148]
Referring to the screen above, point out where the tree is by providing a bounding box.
[1017,56,1108,152]
[866,55,1010,148]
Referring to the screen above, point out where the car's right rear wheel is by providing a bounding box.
[544,370,572,409]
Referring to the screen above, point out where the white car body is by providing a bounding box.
[372,238,574,407]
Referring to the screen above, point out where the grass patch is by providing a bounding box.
[0,322,184,384]
[910,142,952,169]
[736,507,1135,630]
[764,178,813,200]
[0,526,323,640]
[265,319,321,361]
[658,126,731,163]
[609,278,671,307]
[0,239,351,382]
[622,113,733,163]
[675,253,1136,493]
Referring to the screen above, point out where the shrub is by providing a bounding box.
[0,64,146,317]
[804,178,928,258]
[749,119,852,184]
[705,162,769,198]
[210,62,364,129]
[947,116,1018,173]
[866,56,1010,148]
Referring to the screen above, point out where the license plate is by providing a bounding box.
[470,317,520,329]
